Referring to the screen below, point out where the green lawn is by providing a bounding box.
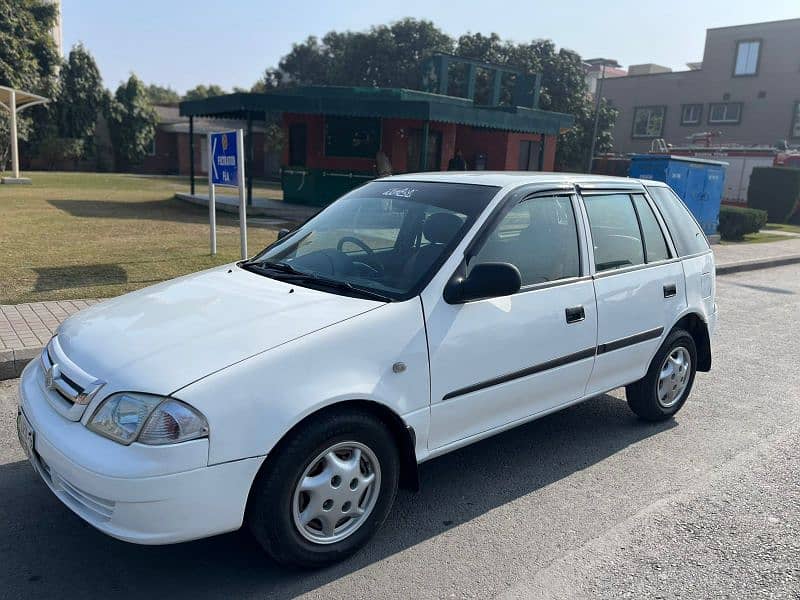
[764,222,800,235]
[719,232,793,245]
[0,172,281,304]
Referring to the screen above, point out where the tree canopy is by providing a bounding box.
[183,84,227,101]
[55,44,104,142]
[145,84,181,105]
[106,75,157,168]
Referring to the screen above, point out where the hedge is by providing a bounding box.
[747,167,800,223]
[718,205,768,241]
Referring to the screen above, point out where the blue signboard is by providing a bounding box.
[210,131,238,187]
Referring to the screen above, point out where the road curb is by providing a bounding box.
[0,347,39,382]
[716,254,800,275]
[2,253,800,382]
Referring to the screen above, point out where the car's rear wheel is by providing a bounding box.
[247,410,399,568]
[626,329,697,421]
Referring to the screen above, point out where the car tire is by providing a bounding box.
[626,328,698,422]
[246,409,400,568]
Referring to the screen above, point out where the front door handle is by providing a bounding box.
[565,306,585,324]
[663,283,677,298]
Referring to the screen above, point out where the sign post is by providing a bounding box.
[208,129,248,259]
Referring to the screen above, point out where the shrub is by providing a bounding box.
[718,205,768,241]
[747,167,800,223]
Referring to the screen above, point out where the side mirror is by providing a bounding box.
[276,228,291,240]
[444,262,522,304]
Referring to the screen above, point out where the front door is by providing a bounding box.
[582,192,687,395]
[423,193,597,450]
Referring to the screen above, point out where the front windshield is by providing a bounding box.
[247,181,499,300]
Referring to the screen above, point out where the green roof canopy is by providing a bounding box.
[180,86,573,135]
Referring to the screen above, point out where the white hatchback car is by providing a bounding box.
[18,173,717,567]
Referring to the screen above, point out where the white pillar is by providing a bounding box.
[9,90,19,179]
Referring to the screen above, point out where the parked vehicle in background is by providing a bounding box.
[17,173,717,567]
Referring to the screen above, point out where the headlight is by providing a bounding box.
[87,393,209,446]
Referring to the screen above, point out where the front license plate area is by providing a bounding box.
[17,410,35,462]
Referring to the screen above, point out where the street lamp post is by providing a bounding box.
[585,58,620,174]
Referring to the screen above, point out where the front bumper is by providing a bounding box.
[18,361,265,545]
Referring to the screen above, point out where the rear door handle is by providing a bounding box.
[565,306,585,324]
[663,283,677,298]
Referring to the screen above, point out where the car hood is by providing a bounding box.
[57,265,383,393]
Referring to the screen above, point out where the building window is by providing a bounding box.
[324,116,381,158]
[632,106,666,138]
[681,104,703,125]
[734,40,760,76]
[708,102,742,124]
[792,102,800,139]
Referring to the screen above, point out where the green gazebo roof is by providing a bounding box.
[179,86,574,135]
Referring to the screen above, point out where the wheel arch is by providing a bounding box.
[671,312,711,372]
[247,399,420,510]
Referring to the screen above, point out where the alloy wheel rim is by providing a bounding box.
[657,346,691,408]
[292,441,381,545]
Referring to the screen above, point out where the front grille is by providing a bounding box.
[39,337,106,421]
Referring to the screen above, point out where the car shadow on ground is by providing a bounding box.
[0,394,675,600]
[47,198,281,229]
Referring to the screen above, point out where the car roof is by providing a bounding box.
[383,171,669,189]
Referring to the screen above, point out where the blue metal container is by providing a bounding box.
[629,154,727,235]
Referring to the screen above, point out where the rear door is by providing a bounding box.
[581,191,687,395]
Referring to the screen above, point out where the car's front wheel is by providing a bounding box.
[247,409,399,568]
[626,328,697,421]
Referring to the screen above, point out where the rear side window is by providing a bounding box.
[646,186,709,256]
[584,194,644,272]
[631,194,670,262]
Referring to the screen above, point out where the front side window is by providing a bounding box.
[681,104,703,125]
[246,181,498,300]
[632,106,666,138]
[646,186,709,256]
[709,102,742,124]
[734,40,760,76]
[791,102,800,139]
[584,194,644,272]
[470,195,580,286]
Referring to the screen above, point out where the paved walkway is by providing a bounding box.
[2,238,800,379]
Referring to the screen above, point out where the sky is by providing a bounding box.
[62,0,799,94]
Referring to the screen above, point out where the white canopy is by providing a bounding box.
[0,85,49,180]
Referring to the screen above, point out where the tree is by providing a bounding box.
[278,19,453,88]
[145,84,181,105]
[182,84,227,101]
[106,74,157,169]
[54,44,104,145]
[0,0,60,169]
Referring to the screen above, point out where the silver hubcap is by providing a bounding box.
[657,346,691,408]
[292,441,381,544]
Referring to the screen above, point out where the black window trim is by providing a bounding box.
[708,101,743,125]
[631,105,667,139]
[680,103,704,126]
[732,38,762,78]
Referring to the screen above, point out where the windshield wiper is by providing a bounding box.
[243,261,393,302]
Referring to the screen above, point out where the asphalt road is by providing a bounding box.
[1,265,799,599]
